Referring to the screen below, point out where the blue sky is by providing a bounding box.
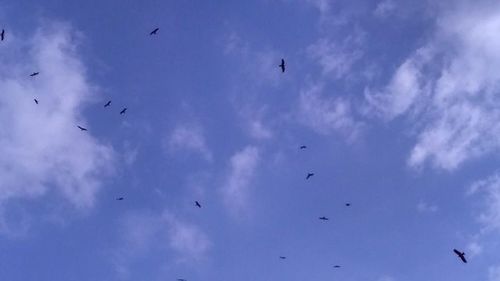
[1,0,500,280]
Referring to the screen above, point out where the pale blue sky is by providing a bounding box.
[1,0,500,280]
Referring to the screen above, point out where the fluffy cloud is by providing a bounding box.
[365,2,500,170]
[166,123,212,161]
[0,23,114,217]
[221,146,260,215]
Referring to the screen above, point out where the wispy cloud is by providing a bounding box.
[165,123,212,161]
[220,146,260,216]
[365,2,500,170]
[374,0,396,18]
[298,84,363,141]
[0,22,114,225]
[416,200,438,213]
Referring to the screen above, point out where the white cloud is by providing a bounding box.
[221,146,260,215]
[0,22,114,220]
[298,84,363,141]
[374,0,396,18]
[490,265,500,281]
[365,2,500,170]
[416,201,438,213]
[166,123,212,161]
[468,172,500,232]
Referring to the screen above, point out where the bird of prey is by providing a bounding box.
[116,197,124,201]
[120,108,127,115]
[279,256,286,259]
[104,100,111,107]
[1,29,4,41]
[345,203,351,207]
[195,201,201,208]
[453,249,467,263]
[333,265,341,268]
[30,72,39,77]
[34,99,38,104]
[177,279,186,281]
[77,125,88,131]
[306,173,314,180]
[279,59,285,73]
[150,28,159,35]
[299,145,307,149]
[319,216,329,221]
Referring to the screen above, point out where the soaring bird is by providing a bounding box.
[306,173,314,180]
[104,100,111,107]
[30,72,39,77]
[453,249,467,263]
[319,216,329,221]
[177,279,186,281]
[116,197,124,201]
[345,203,351,207]
[299,145,307,149]
[150,28,159,35]
[195,201,201,208]
[34,99,38,104]
[1,29,4,41]
[120,108,127,115]
[279,256,286,259]
[77,125,88,131]
[279,59,285,73]
[333,265,341,268]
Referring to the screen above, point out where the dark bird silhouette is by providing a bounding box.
[30,72,39,77]
[279,59,285,73]
[34,99,38,104]
[116,197,124,201]
[345,203,351,207]
[333,265,341,268]
[306,173,314,180]
[453,249,467,263]
[104,100,111,107]
[319,216,329,221]
[150,28,159,35]
[77,125,87,131]
[120,108,127,115]
[1,29,4,41]
[177,279,186,281]
[299,145,307,149]
[279,256,286,259]
[195,201,201,208]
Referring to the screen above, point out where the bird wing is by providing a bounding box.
[460,256,467,263]
[453,249,461,255]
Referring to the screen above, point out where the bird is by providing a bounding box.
[279,59,285,73]
[453,249,467,263]
[104,100,111,107]
[177,279,186,281]
[77,125,88,131]
[34,99,38,104]
[30,72,39,77]
[150,28,159,35]
[319,216,329,221]
[345,203,351,207]
[299,145,307,149]
[116,197,124,201]
[1,29,4,41]
[333,265,341,268]
[279,256,286,259]
[120,108,127,115]
[195,201,201,208]
[306,173,314,180]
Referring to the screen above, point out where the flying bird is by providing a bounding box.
[345,203,351,207]
[279,59,285,73]
[104,100,111,107]
[1,29,4,41]
[116,197,124,201]
[30,72,39,77]
[333,265,341,268]
[34,99,38,104]
[150,28,159,35]
[319,216,329,221]
[299,145,307,149]
[120,108,127,115]
[77,125,88,131]
[453,249,467,263]
[279,256,286,259]
[306,173,314,180]
[177,279,186,281]
[195,201,201,208]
